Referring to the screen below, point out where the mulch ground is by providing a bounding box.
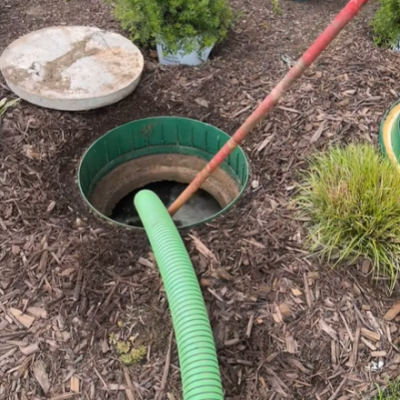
[2,0,400,399]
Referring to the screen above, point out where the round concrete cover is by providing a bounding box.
[0,26,144,111]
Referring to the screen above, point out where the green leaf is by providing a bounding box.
[0,97,20,117]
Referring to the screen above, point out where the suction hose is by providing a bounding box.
[134,190,224,400]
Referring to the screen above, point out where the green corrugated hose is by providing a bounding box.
[134,190,224,400]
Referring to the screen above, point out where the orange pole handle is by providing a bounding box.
[168,0,370,216]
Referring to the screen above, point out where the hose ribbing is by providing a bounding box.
[134,190,224,400]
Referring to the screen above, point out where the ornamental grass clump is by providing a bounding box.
[373,378,400,400]
[296,143,400,292]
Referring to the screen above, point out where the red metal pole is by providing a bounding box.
[168,0,370,216]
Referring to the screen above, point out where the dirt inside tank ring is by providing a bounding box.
[89,153,240,225]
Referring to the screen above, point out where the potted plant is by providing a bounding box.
[371,0,400,51]
[109,0,233,66]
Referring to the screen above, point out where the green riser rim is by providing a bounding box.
[379,99,400,168]
[78,116,249,231]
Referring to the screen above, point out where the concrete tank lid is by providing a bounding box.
[0,26,144,111]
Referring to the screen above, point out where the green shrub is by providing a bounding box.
[108,0,233,54]
[295,143,400,292]
[371,0,400,48]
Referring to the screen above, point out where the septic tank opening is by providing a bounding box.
[78,117,249,230]
[110,181,222,228]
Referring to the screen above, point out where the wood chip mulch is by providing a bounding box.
[2,0,400,399]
